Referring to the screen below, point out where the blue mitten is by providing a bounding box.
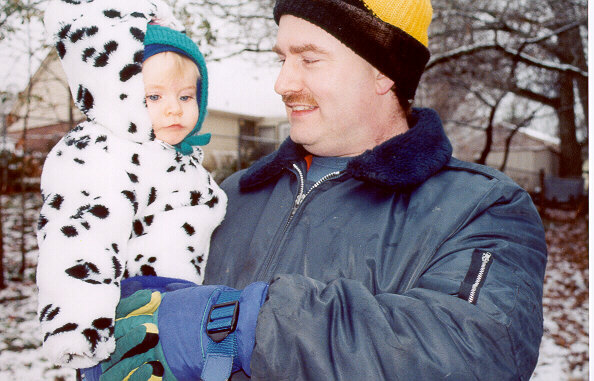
[81,276,268,381]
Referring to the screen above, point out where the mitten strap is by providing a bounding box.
[201,290,241,381]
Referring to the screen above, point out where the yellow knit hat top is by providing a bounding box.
[363,0,432,47]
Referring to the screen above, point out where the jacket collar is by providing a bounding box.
[239,108,452,192]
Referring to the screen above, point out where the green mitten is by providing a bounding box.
[100,289,175,381]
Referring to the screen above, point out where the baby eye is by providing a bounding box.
[180,95,194,101]
[146,94,160,101]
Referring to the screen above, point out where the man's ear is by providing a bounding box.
[375,70,395,95]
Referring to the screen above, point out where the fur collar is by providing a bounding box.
[239,108,452,192]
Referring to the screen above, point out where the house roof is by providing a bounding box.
[446,121,560,161]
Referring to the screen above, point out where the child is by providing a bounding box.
[36,0,227,368]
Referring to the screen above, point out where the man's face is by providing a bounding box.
[273,15,383,157]
[143,53,199,146]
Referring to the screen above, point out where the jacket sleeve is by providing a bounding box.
[250,181,547,380]
[36,128,136,368]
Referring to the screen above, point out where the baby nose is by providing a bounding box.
[166,98,182,115]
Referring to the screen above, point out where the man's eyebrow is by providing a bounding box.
[272,43,329,55]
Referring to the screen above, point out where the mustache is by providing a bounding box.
[282,92,318,107]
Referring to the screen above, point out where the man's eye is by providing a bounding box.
[147,94,160,101]
[303,58,319,64]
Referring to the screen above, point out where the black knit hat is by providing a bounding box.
[273,0,432,102]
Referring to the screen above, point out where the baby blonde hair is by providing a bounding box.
[152,51,200,82]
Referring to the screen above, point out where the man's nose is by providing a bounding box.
[274,58,303,96]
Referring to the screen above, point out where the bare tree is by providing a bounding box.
[426,0,587,177]
[0,0,45,282]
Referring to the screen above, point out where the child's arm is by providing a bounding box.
[36,125,136,368]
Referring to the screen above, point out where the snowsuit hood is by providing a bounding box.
[44,0,184,144]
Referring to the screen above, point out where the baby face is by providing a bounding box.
[142,52,199,145]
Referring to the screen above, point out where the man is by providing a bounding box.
[94,0,547,379]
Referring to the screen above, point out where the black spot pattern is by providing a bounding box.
[144,215,154,226]
[140,265,156,276]
[70,28,85,43]
[129,27,144,42]
[45,323,78,342]
[133,219,144,236]
[127,172,139,183]
[39,304,60,322]
[76,85,94,113]
[205,196,219,208]
[87,26,98,36]
[65,134,91,149]
[148,187,156,205]
[120,64,141,82]
[65,260,100,281]
[182,223,195,236]
[120,93,128,100]
[58,24,72,40]
[61,225,78,237]
[191,257,203,275]
[93,41,118,67]
[93,317,112,330]
[103,9,121,18]
[50,194,64,209]
[37,214,48,230]
[89,204,109,218]
[121,190,138,214]
[82,328,100,351]
[131,154,140,165]
[133,50,144,63]
[190,191,201,206]
[128,123,137,133]
[82,47,96,62]
[112,256,122,278]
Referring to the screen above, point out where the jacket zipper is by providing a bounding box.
[467,251,492,304]
[256,163,343,280]
[283,163,342,232]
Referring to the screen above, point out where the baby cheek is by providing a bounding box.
[145,102,161,127]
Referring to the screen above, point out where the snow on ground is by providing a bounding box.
[0,193,589,380]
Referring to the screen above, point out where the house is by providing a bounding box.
[446,122,560,193]
[4,49,288,183]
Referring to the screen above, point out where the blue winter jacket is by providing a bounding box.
[205,108,547,380]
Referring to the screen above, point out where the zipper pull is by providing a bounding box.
[290,193,305,217]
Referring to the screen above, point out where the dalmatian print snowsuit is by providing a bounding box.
[36,0,227,368]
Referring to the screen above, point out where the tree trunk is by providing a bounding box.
[0,193,4,289]
[557,71,582,177]
[499,126,521,172]
[476,98,502,165]
[0,117,6,289]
